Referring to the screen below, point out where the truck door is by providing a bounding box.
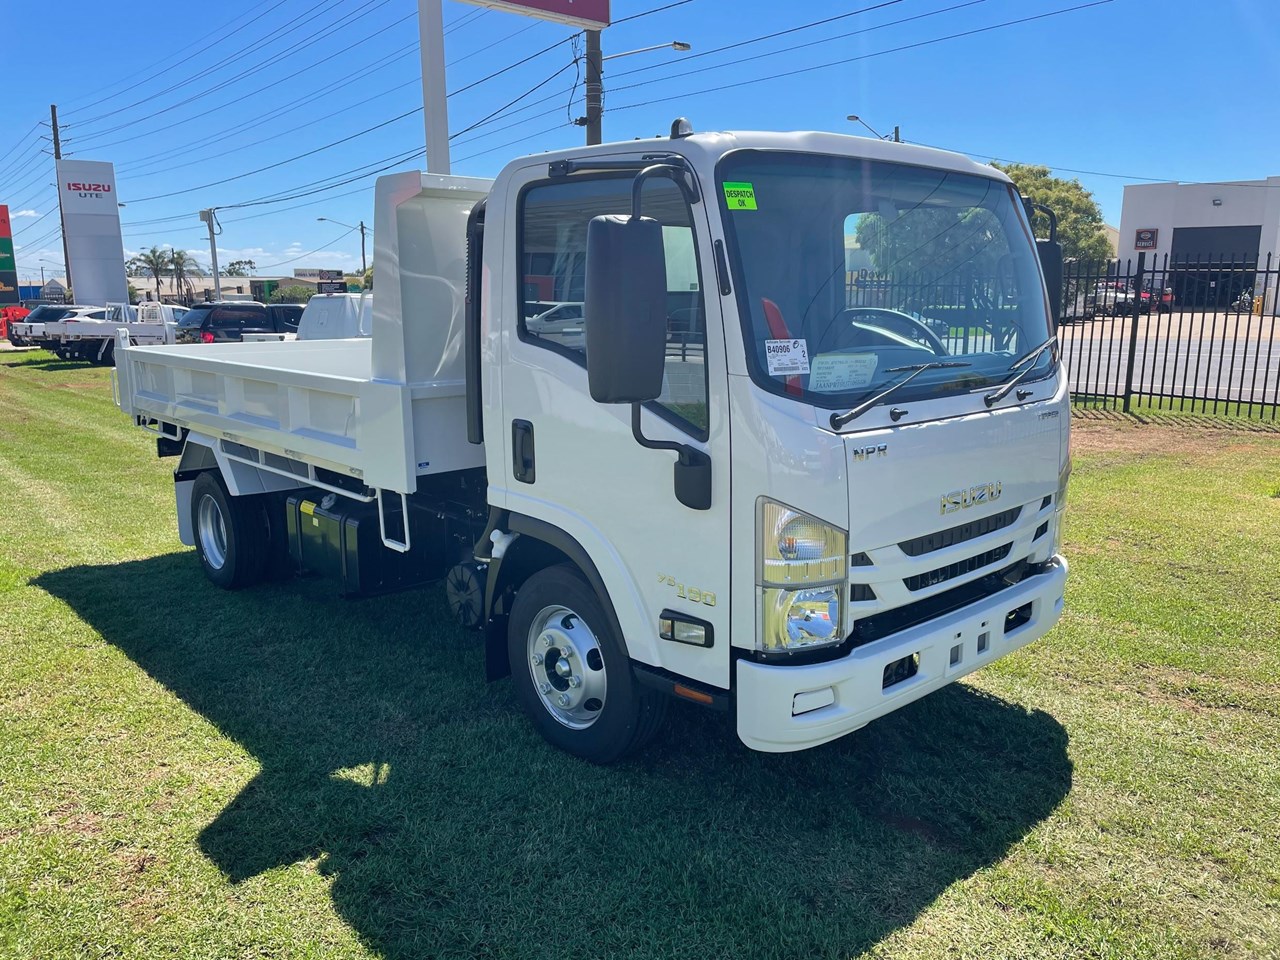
[498,167,732,690]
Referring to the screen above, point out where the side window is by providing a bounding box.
[518,175,708,436]
[213,305,261,329]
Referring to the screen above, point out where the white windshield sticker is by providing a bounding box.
[808,353,878,392]
[765,338,810,376]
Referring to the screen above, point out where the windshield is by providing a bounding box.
[26,306,75,322]
[178,306,214,328]
[718,151,1053,410]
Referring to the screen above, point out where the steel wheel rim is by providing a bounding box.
[197,494,228,570]
[526,604,607,730]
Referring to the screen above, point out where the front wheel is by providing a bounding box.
[507,565,666,763]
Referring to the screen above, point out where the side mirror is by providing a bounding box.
[1037,237,1063,328]
[1026,201,1063,329]
[584,214,668,404]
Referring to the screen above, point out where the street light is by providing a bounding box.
[847,115,900,142]
[581,38,693,144]
[317,217,368,275]
[602,40,692,61]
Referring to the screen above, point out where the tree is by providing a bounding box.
[361,265,373,290]
[991,163,1113,262]
[269,285,313,304]
[170,249,202,304]
[127,246,170,301]
[225,259,256,277]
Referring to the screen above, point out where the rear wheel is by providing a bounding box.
[507,565,665,763]
[191,472,268,589]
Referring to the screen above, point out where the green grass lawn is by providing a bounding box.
[2,348,1278,959]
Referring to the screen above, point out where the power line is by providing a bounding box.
[256,226,357,269]
[11,209,54,237]
[0,136,44,180]
[605,1,1116,116]
[450,62,576,140]
[608,0,972,83]
[613,0,697,24]
[116,19,545,180]
[116,41,422,176]
[75,0,400,144]
[63,0,301,115]
[125,107,423,204]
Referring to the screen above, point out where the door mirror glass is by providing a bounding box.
[584,214,668,403]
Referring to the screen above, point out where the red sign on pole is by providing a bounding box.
[456,0,609,29]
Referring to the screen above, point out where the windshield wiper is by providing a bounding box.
[829,360,972,430]
[983,337,1058,408]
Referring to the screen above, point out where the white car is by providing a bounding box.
[526,301,584,348]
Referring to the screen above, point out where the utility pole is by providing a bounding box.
[50,104,73,300]
[893,125,901,143]
[199,209,221,301]
[316,217,368,274]
[584,30,603,145]
[418,0,450,173]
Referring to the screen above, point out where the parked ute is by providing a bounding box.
[175,301,303,344]
[115,127,1071,763]
[40,301,191,364]
[297,292,372,341]
[9,304,105,348]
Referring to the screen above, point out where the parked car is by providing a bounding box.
[525,301,585,348]
[175,301,304,344]
[8,304,106,347]
[1089,280,1135,317]
[1140,285,1174,314]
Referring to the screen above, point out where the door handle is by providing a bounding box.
[512,419,535,483]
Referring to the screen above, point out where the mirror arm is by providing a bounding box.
[631,404,712,511]
[1027,201,1059,242]
[632,163,701,217]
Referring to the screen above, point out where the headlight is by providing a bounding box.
[758,499,847,653]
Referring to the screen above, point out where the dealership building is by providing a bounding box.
[1116,176,1280,308]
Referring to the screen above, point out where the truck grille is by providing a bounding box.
[904,542,1013,592]
[898,506,1022,557]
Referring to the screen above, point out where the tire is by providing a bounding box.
[507,564,666,763]
[190,471,269,589]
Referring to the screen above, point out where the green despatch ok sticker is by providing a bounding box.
[722,182,757,210]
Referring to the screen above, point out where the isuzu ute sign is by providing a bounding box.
[55,158,128,305]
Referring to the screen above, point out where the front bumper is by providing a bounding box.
[736,555,1068,752]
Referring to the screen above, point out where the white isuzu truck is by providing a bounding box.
[113,125,1071,763]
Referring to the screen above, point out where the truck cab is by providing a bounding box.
[115,127,1069,763]
[470,129,1069,755]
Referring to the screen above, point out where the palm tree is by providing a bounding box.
[170,249,202,304]
[128,246,170,301]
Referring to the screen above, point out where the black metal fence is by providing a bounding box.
[1059,253,1279,419]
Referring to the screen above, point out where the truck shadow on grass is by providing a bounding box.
[38,555,1072,960]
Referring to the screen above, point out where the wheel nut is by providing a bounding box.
[568,676,581,688]
[561,646,573,658]
[539,682,552,695]
[557,694,571,707]
[543,635,554,648]
[532,653,544,666]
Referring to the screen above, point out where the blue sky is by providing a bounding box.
[3,0,1275,281]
